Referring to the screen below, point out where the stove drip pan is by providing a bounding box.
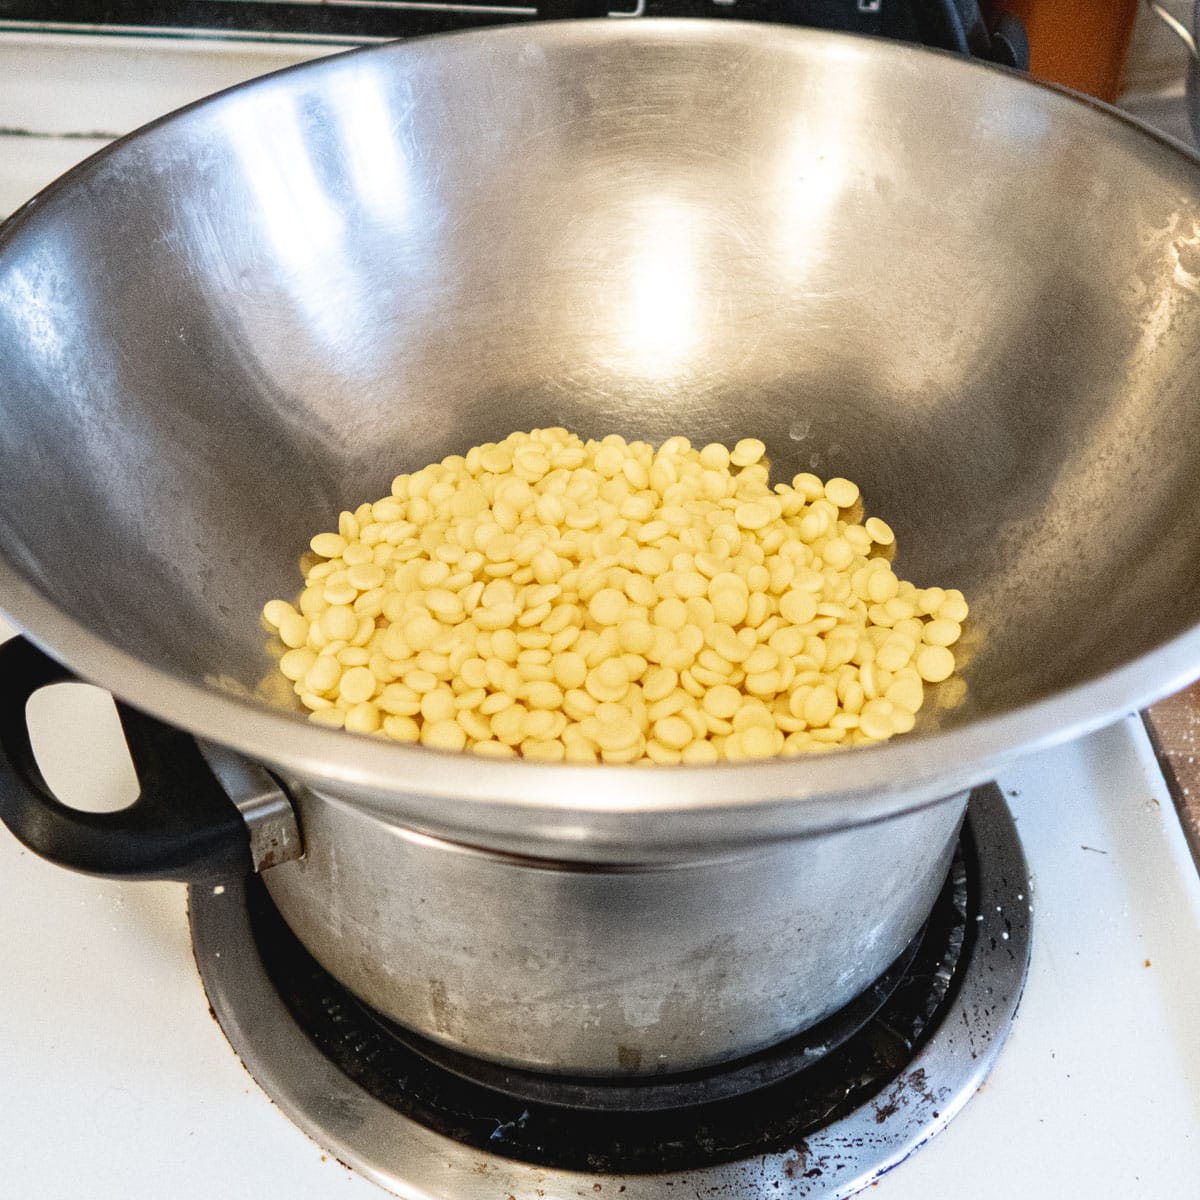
[190,783,1031,1198]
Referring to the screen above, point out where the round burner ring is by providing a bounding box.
[191,783,1030,1198]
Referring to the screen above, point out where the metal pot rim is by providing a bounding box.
[4,20,1200,851]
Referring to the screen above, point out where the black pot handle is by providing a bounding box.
[0,637,251,882]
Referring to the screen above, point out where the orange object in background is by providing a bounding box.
[996,0,1140,100]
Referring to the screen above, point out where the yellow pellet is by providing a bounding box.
[460,658,488,690]
[673,570,709,600]
[923,618,962,647]
[279,647,316,682]
[644,739,682,765]
[867,571,900,605]
[420,688,457,724]
[319,606,357,643]
[404,669,438,695]
[740,725,778,759]
[277,612,310,649]
[523,709,561,741]
[711,587,749,627]
[732,704,775,734]
[654,715,694,751]
[595,710,641,753]
[339,666,377,706]
[424,588,463,619]
[865,516,895,545]
[708,624,752,664]
[545,651,582,690]
[480,691,515,716]
[310,532,347,558]
[938,591,970,624]
[916,644,956,683]
[859,698,897,740]
[588,587,629,627]
[730,437,766,467]
[405,614,441,651]
[876,639,915,673]
[735,502,771,531]
[596,658,630,691]
[305,656,343,696]
[522,738,566,762]
[702,684,742,720]
[617,618,655,655]
[344,702,382,735]
[823,478,860,509]
[918,587,946,616]
[886,673,925,714]
[382,714,419,740]
[642,666,678,703]
[681,739,719,764]
[524,681,565,710]
[779,589,818,627]
[803,684,838,728]
[263,599,296,629]
[422,719,467,751]
[745,592,771,629]
[347,563,386,591]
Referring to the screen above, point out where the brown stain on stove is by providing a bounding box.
[908,1067,935,1104]
[873,1066,936,1124]
[781,1142,810,1179]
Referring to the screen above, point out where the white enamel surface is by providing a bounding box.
[2,33,1200,1199]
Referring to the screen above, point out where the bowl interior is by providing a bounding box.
[2,23,1200,741]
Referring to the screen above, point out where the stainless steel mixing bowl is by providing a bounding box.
[1,20,1199,1076]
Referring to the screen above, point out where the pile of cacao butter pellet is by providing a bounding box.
[263,429,967,763]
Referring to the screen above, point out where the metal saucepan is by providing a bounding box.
[2,21,1200,1078]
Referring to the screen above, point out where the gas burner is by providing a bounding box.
[190,783,1030,1197]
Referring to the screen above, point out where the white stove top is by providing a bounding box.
[1,33,1200,1199]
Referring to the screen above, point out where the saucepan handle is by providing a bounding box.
[0,636,254,882]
